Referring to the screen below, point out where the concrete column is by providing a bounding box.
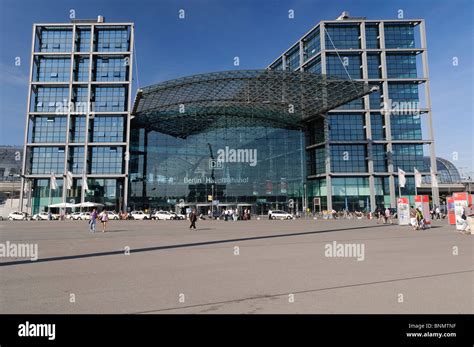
[419,20,440,206]
[123,24,135,212]
[379,22,396,208]
[20,25,37,212]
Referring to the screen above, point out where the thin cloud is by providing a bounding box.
[0,62,29,87]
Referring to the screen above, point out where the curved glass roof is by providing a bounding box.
[423,157,462,184]
[132,69,373,138]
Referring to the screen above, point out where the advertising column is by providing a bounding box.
[414,195,431,228]
[397,197,410,225]
[447,196,456,225]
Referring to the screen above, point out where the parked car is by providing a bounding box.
[8,211,28,221]
[70,212,91,220]
[106,211,120,220]
[32,212,58,221]
[152,211,177,220]
[173,212,186,220]
[79,212,91,220]
[69,212,90,220]
[268,210,294,220]
[130,211,150,220]
[69,212,82,220]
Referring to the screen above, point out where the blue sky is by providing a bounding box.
[0,0,472,175]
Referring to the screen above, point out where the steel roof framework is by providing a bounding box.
[132,69,373,138]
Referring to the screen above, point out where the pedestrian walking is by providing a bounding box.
[99,210,108,233]
[189,209,197,229]
[224,209,229,221]
[89,209,97,233]
[459,204,473,235]
[410,206,418,230]
[435,206,441,220]
[384,208,393,224]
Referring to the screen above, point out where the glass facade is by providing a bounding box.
[23,17,436,214]
[25,22,133,214]
[263,18,432,211]
[129,124,304,214]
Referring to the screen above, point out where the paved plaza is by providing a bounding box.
[0,218,472,314]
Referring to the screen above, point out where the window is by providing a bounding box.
[30,147,65,174]
[93,87,126,112]
[325,24,360,49]
[95,28,129,52]
[327,54,361,79]
[69,147,84,174]
[305,57,321,74]
[369,84,382,110]
[30,116,67,143]
[329,114,365,141]
[90,116,125,142]
[94,56,127,81]
[76,28,91,52]
[303,29,320,61]
[372,144,387,172]
[36,28,72,52]
[384,24,415,49]
[370,113,385,140]
[392,144,424,172]
[70,116,86,143]
[365,24,379,49]
[35,57,70,82]
[286,48,300,71]
[367,54,381,79]
[89,147,123,174]
[314,147,326,174]
[387,83,419,103]
[270,59,283,71]
[32,87,69,112]
[386,54,417,78]
[74,57,90,82]
[331,145,367,173]
[390,115,422,140]
[72,87,88,112]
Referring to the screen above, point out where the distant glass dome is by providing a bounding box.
[423,157,462,184]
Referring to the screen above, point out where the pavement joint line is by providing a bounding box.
[0,224,396,267]
[131,269,474,314]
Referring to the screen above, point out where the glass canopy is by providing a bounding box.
[132,69,374,138]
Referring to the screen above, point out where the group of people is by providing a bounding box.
[429,206,443,220]
[202,208,252,221]
[88,209,109,233]
[409,206,426,230]
[374,207,394,225]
